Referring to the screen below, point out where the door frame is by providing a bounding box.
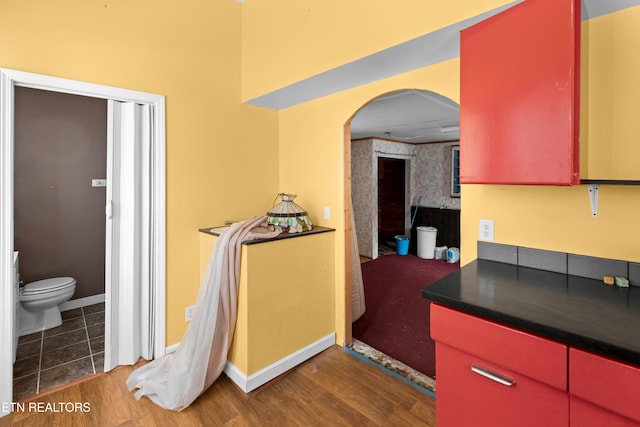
[376,154,413,251]
[0,68,166,414]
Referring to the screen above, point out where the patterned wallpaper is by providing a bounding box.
[351,139,376,258]
[414,141,461,210]
[351,138,460,259]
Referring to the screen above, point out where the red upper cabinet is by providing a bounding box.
[460,0,581,185]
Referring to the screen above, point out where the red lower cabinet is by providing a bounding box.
[431,304,568,426]
[571,398,639,427]
[570,348,640,426]
[430,304,640,426]
[436,343,568,426]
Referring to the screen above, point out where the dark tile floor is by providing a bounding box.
[13,302,105,401]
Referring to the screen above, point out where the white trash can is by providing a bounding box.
[417,226,438,259]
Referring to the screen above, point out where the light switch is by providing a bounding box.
[92,179,107,187]
[324,206,331,220]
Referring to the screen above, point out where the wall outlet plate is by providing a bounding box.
[323,206,331,220]
[185,305,195,322]
[479,219,495,242]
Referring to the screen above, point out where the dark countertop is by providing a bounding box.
[199,225,335,245]
[422,259,640,366]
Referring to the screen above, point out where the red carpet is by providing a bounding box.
[352,254,459,378]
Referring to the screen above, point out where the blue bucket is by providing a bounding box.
[395,235,410,255]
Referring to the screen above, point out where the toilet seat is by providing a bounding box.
[21,277,76,296]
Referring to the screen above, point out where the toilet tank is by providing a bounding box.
[12,252,18,363]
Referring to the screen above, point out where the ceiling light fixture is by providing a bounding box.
[440,125,460,134]
[382,132,427,141]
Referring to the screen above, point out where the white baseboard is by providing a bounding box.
[165,342,180,354]
[224,332,336,393]
[60,293,106,312]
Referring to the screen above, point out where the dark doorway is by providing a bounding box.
[377,157,406,248]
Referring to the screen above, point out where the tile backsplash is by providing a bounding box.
[478,241,640,287]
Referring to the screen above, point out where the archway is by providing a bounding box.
[344,88,460,387]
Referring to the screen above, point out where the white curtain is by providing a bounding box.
[350,197,366,321]
[126,216,278,411]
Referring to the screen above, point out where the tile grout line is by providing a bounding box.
[44,327,86,340]
[39,341,97,371]
[35,331,44,394]
[39,355,95,373]
[82,307,97,375]
[15,305,105,399]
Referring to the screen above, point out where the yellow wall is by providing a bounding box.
[1,0,280,346]
[582,7,640,180]
[461,185,640,263]
[278,61,461,345]
[6,0,639,356]
[240,235,335,374]
[240,0,513,101]
[199,231,335,375]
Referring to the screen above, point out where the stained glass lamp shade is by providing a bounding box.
[266,193,313,233]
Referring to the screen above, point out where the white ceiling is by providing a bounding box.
[350,90,460,143]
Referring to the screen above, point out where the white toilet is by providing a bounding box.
[18,277,76,336]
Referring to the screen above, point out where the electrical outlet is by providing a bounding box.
[185,305,195,322]
[479,219,495,242]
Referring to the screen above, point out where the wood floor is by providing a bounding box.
[1,345,436,426]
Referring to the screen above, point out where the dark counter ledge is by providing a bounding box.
[422,259,640,367]
[199,225,335,245]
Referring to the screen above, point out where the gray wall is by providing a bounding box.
[14,87,107,300]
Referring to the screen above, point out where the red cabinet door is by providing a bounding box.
[460,0,581,185]
[570,348,640,425]
[571,397,640,427]
[436,343,569,427]
[431,304,568,426]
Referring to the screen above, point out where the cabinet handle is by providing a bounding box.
[471,364,516,387]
